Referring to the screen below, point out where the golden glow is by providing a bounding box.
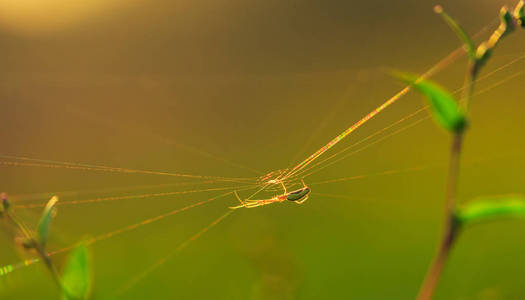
[0,0,138,35]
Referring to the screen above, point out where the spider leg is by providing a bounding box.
[301,178,306,187]
[229,191,248,210]
[245,199,280,208]
[280,181,287,194]
[233,198,281,209]
[244,201,268,208]
[295,195,309,204]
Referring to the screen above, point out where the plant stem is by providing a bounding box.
[416,134,462,300]
[462,63,477,111]
[416,60,476,300]
[5,210,64,291]
[36,243,64,291]
[445,134,463,216]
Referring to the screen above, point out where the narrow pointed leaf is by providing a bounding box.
[1,192,9,212]
[434,5,476,60]
[455,196,525,226]
[61,244,92,300]
[394,72,466,133]
[37,196,58,246]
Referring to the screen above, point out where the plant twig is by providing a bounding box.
[416,61,474,300]
[416,133,463,300]
[415,2,524,297]
[1,195,64,291]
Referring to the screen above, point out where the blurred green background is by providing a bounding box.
[1,0,524,299]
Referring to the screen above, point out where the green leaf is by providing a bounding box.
[455,196,525,226]
[475,6,518,72]
[37,196,58,246]
[393,72,466,133]
[434,5,476,60]
[499,7,516,38]
[515,0,525,28]
[61,244,92,300]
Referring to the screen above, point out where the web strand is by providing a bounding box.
[289,53,525,179]
[115,209,235,296]
[0,186,256,276]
